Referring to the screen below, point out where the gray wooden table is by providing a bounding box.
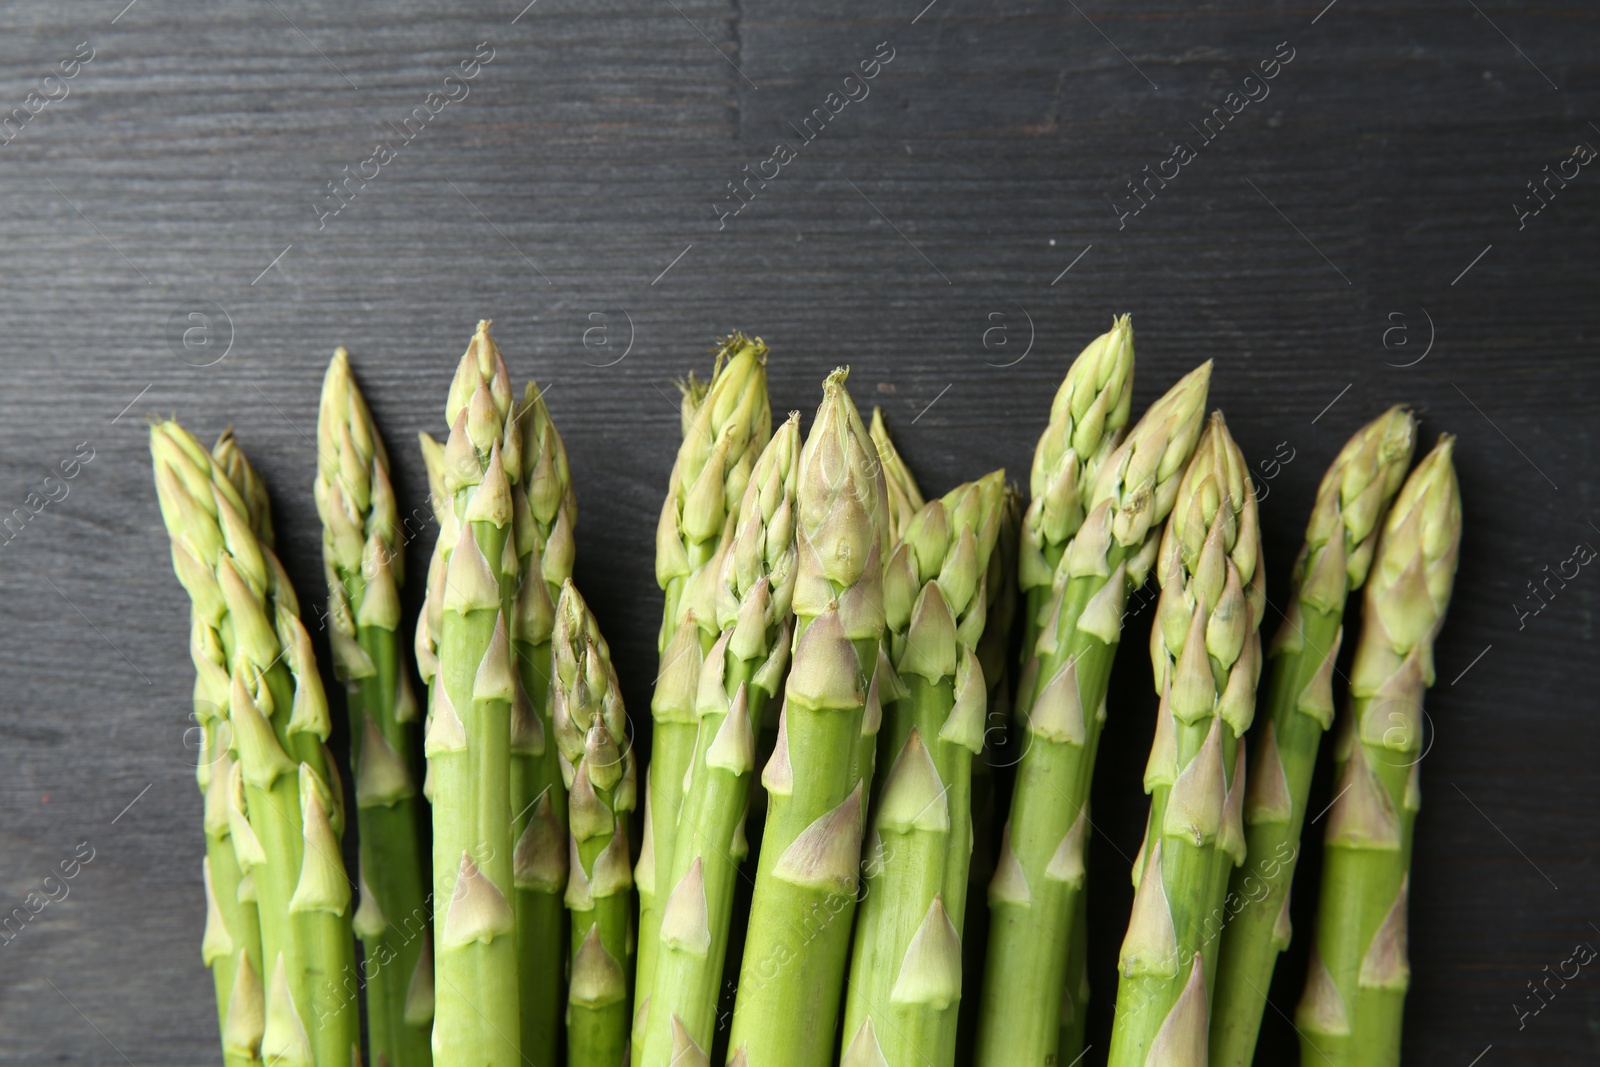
[0,0,1594,1062]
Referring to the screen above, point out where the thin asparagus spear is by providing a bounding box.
[635,336,771,1054]
[552,580,636,1067]
[316,349,432,1067]
[153,422,360,1067]
[1106,412,1266,1067]
[975,361,1210,1067]
[870,407,925,544]
[1017,317,1135,1067]
[728,368,889,1067]
[1209,407,1416,1066]
[503,380,578,1065]
[841,471,1007,1067]
[998,317,1133,1067]
[860,409,922,807]
[638,414,801,1066]
[418,322,522,1067]
[186,431,269,1067]
[959,483,1019,1067]
[1296,437,1461,1067]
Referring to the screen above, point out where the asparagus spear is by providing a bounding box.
[841,471,1007,1067]
[418,322,522,1067]
[153,421,360,1067]
[870,407,925,543]
[551,580,636,1067]
[635,336,770,1050]
[860,409,921,806]
[1014,317,1135,1067]
[511,380,580,1064]
[1106,412,1266,1066]
[1295,436,1461,1067]
[638,414,801,1066]
[975,360,1210,1067]
[315,350,433,1067]
[959,483,1019,1066]
[182,431,268,1067]
[728,368,889,1067]
[1209,407,1416,1066]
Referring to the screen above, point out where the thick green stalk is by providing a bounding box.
[1056,886,1092,1064]
[639,415,800,1066]
[1209,407,1416,1067]
[420,322,522,1067]
[1107,412,1265,1067]
[636,336,771,1053]
[842,472,1006,1067]
[154,421,360,1067]
[1296,437,1461,1067]
[498,379,579,1065]
[959,485,1018,1067]
[552,581,636,1067]
[975,361,1211,1067]
[317,348,433,1067]
[1011,318,1135,1067]
[729,368,889,1067]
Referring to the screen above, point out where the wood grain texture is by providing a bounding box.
[0,0,1594,1062]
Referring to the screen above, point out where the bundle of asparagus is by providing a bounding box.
[154,422,360,1067]
[146,315,1467,1067]
[635,336,771,1061]
[637,414,800,1066]
[1295,437,1461,1067]
[978,341,1212,1067]
[1209,406,1417,1066]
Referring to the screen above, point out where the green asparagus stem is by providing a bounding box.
[635,336,771,1053]
[1209,407,1416,1067]
[860,409,922,808]
[870,407,925,544]
[1056,884,1093,1066]
[499,380,579,1066]
[419,322,522,1067]
[841,471,1007,1067]
[975,360,1210,1067]
[316,349,433,1067]
[1295,437,1461,1067]
[192,431,269,1067]
[959,484,1019,1067]
[638,414,801,1066]
[552,581,636,1067]
[1106,412,1266,1067]
[728,368,890,1067]
[153,422,360,1067]
[1016,318,1135,1067]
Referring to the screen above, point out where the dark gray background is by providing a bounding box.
[0,0,1594,1062]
